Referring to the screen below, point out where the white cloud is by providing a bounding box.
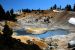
[68,17,75,25]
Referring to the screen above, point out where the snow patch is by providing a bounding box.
[69,40,75,45]
[68,17,75,25]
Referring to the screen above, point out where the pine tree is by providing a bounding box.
[73,4,75,11]
[60,5,61,10]
[50,7,53,10]
[10,9,14,15]
[5,11,10,20]
[0,4,5,20]
[65,4,72,11]
[9,9,17,21]
[53,4,57,9]
[2,21,13,37]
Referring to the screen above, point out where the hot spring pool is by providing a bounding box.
[15,29,69,38]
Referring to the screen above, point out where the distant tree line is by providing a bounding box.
[22,8,42,12]
[22,8,32,13]
[50,4,75,11]
[21,4,75,13]
[0,4,17,21]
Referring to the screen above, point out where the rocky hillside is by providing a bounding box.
[0,10,75,34]
[16,10,75,33]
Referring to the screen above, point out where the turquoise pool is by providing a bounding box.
[15,29,69,38]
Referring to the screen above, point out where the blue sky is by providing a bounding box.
[0,0,75,11]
